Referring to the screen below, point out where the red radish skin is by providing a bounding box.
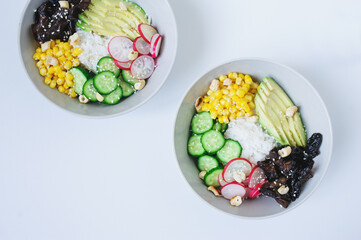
[218,174,228,187]
[130,55,155,79]
[222,158,253,183]
[150,33,162,58]
[248,180,266,199]
[248,166,266,189]
[221,182,246,200]
[133,36,150,55]
[108,36,133,63]
[138,23,158,43]
[114,59,132,70]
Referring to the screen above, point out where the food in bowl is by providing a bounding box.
[31,0,163,105]
[187,72,323,208]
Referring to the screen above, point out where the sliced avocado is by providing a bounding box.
[255,77,307,147]
[78,0,148,38]
[254,95,286,145]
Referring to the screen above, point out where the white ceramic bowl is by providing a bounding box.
[19,0,177,117]
[174,58,333,218]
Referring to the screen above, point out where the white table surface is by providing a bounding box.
[1,0,361,239]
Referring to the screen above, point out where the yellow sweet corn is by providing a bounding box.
[33,41,82,96]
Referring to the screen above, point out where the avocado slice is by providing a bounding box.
[255,77,307,147]
[78,0,149,38]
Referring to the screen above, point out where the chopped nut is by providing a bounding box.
[41,41,51,52]
[207,186,221,196]
[78,95,89,104]
[278,185,289,195]
[59,1,69,9]
[286,106,298,118]
[46,56,59,66]
[195,96,203,112]
[223,78,232,86]
[134,80,146,90]
[233,170,246,183]
[209,79,220,92]
[128,50,139,61]
[119,1,127,10]
[198,171,206,180]
[96,93,104,102]
[230,196,243,206]
[278,146,292,158]
[69,33,79,46]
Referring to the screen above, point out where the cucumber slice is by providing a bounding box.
[103,86,123,105]
[97,56,121,77]
[198,155,219,172]
[93,71,118,94]
[122,70,139,85]
[204,168,223,187]
[191,112,214,134]
[187,134,205,157]
[83,78,98,102]
[212,121,222,131]
[201,130,225,154]
[118,77,135,97]
[69,67,89,95]
[216,139,242,165]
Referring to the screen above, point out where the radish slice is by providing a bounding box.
[150,33,162,58]
[222,158,252,183]
[108,36,133,63]
[138,23,158,43]
[248,166,266,189]
[244,187,252,199]
[218,174,228,187]
[133,37,150,55]
[248,180,266,199]
[114,60,132,70]
[221,182,246,200]
[130,55,155,79]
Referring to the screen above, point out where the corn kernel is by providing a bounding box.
[72,47,83,56]
[63,82,69,89]
[33,52,41,61]
[73,58,80,67]
[45,49,53,56]
[257,86,260,91]
[249,102,255,109]
[50,41,55,48]
[203,96,210,103]
[245,94,253,102]
[49,80,57,88]
[207,90,213,96]
[55,51,64,58]
[36,61,44,68]
[44,77,51,85]
[64,89,70,95]
[238,73,245,79]
[219,75,227,82]
[236,89,246,98]
[210,111,217,119]
[48,67,55,74]
[58,42,64,49]
[235,78,243,85]
[39,68,47,76]
[57,78,65,85]
[218,118,224,124]
[58,86,65,93]
[56,40,61,44]
[245,75,253,84]
[65,79,73,87]
[36,48,42,53]
[58,71,66,79]
[63,42,71,51]
[40,53,46,61]
[70,89,77,98]
[230,113,237,121]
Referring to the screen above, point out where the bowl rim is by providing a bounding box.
[173,57,333,219]
[18,0,178,119]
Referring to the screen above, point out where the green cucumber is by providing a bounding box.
[188,134,205,157]
[204,168,223,187]
[121,70,139,85]
[69,67,89,95]
[198,155,219,172]
[191,111,214,134]
[82,78,98,102]
[212,121,222,131]
[93,71,118,95]
[97,56,121,77]
[216,139,242,165]
[118,77,135,97]
[103,86,123,105]
[201,130,225,154]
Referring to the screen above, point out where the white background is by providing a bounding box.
[1,0,361,239]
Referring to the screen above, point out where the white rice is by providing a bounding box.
[224,117,279,164]
[75,29,112,73]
